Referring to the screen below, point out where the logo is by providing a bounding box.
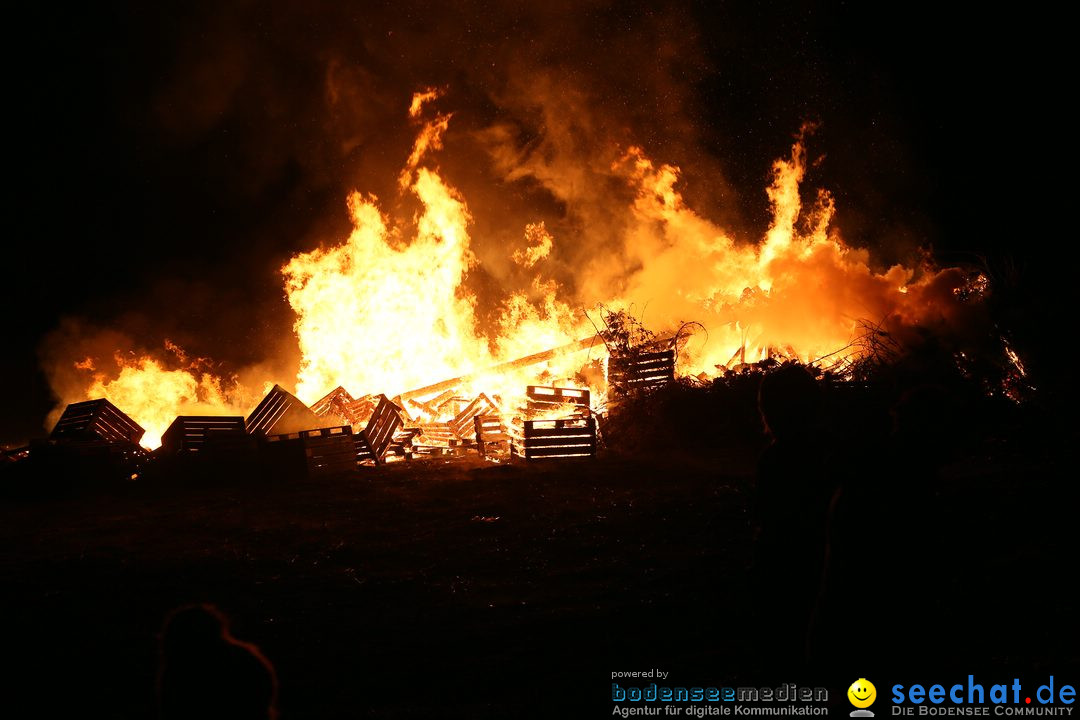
[890,676,1076,715]
[849,678,878,717]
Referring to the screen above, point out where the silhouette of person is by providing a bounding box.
[808,384,950,673]
[751,364,835,672]
[157,604,278,720]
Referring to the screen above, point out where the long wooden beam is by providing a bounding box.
[398,334,606,402]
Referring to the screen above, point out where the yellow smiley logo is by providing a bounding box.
[848,678,877,709]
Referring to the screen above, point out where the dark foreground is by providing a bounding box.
[2,453,1076,718]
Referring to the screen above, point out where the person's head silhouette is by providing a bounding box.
[758,364,821,441]
[157,603,278,720]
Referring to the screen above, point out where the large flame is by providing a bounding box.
[284,173,489,401]
[46,91,973,447]
[283,90,589,408]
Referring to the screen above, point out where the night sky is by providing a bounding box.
[5,1,1069,445]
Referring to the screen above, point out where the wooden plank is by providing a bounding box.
[264,425,356,477]
[161,416,245,454]
[523,418,594,431]
[608,350,675,395]
[384,427,420,459]
[474,414,510,458]
[522,447,595,459]
[525,385,591,418]
[354,433,376,462]
[359,395,403,464]
[450,394,499,438]
[526,386,590,406]
[309,386,358,426]
[398,334,605,403]
[406,398,438,421]
[511,417,597,461]
[412,445,455,457]
[413,421,454,444]
[519,438,596,450]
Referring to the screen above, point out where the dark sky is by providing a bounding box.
[4,0,1069,445]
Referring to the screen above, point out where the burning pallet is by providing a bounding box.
[263,426,357,478]
[310,386,385,429]
[246,384,323,436]
[510,416,597,461]
[160,416,248,454]
[474,415,509,458]
[51,398,145,445]
[607,350,675,396]
[386,427,421,459]
[405,389,468,423]
[525,385,590,417]
[411,422,456,456]
[353,395,404,465]
[450,393,500,438]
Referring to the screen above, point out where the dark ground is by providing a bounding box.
[2,445,1076,718]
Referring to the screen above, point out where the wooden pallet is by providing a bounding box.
[511,417,596,461]
[161,416,246,454]
[310,386,355,426]
[386,427,421,459]
[474,415,510,458]
[450,393,500,438]
[353,395,403,465]
[246,384,322,436]
[310,386,385,428]
[449,438,478,454]
[411,444,456,458]
[412,421,455,445]
[407,420,458,456]
[50,398,145,445]
[264,426,357,477]
[525,385,590,417]
[607,350,675,396]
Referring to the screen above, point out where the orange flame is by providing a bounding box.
[64,342,258,448]
[47,91,974,443]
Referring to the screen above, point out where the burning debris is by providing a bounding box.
[352,395,404,465]
[33,90,1013,465]
[474,416,510,458]
[20,335,629,481]
[246,384,326,436]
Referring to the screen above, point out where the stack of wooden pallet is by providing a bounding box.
[509,385,596,461]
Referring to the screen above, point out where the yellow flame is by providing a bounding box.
[512,222,554,268]
[51,90,973,440]
[80,345,253,448]
[408,88,441,118]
